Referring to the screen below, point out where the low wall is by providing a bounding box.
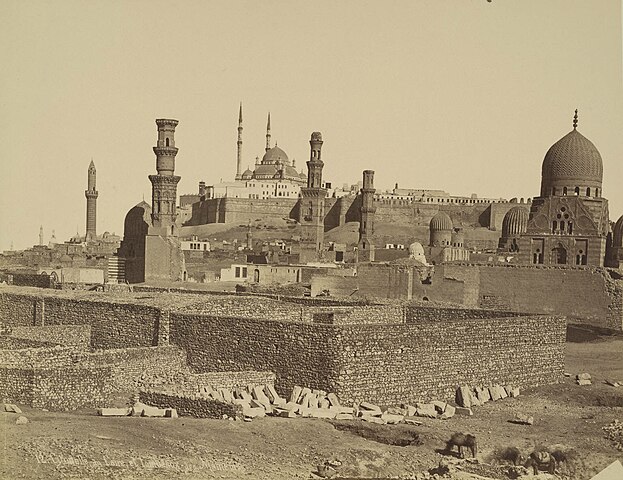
[139,390,243,419]
[9,325,91,349]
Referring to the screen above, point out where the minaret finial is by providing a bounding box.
[239,102,243,123]
[573,109,578,130]
[265,112,271,152]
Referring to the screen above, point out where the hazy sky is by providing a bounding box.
[1,0,622,251]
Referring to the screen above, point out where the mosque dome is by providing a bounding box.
[540,113,603,197]
[241,168,253,180]
[430,211,453,231]
[613,215,623,248]
[502,206,529,238]
[262,146,289,165]
[408,242,425,257]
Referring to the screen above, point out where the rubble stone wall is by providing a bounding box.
[10,325,91,349]
[139,390,243,419]
[0,292,38,325]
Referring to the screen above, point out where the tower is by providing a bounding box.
[298,132,327,261]
[358,170,376,261]
[85,160,98,241]
[265,112,271,152]
[235,103,243,180]
[148,119,181,234]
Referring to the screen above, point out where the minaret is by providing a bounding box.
[235,102,243,180]
[265,112,271,152]
[39,225,44,246]
[148,119,181,234]
[85,159,98,241]
[358,170,376,261]
[299,132,327,261]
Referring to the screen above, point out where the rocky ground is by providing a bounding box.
[1,331,622,480]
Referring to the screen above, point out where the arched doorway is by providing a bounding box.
[551,244,567,264]
[253,269,260,283]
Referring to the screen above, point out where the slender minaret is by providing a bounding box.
[299,132,327,260]
[358,170,376,261]
[265,112,271,152]
[39,225,44,246]
[85,159,98,241]
[149,119,181,234]
[235,102,243,180]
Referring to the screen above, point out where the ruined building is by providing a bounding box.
[118,119,185,283]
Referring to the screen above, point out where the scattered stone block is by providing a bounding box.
[455,407,473,416]
[15,416,28,425]
[441,404,456,419]
[508,387,520,398]
[243,406,265,418]
[489,386,502,401]
[513,414,534,425]
[404,416,423,425]
[475,387,491,403]
[233,399,250,407]
[141,406,166,417]
[577,379,592,386]
[403,404,416,416]
[98,408,131,417]
[386,406,407,416]
[272,397,287,408]
[381,412,404,424]
[497,385,508,399]
[577,373,592,381]
[131,402,149,416]
[211,389,224,402]
[361,414,385,424]
[279,409,298,418]
[284,402,300,413]
[431,401,447,413]
[309,394,320,409]
[605,379,621,387]
[319,398,330,409]
[290,386,303,404]
[327,393,340,407]
[335,413,354,420]
[4,404,22,414]
[165,408,178,418]
[456,386,473,408]
[298,387,312,403]
[309,408,337,419]
[360,401,381,413]
[252,385,271,404]
[415,404,437,418]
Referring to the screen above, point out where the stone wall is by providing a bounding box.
[10,325,91,349]
[0,292,39,326]
[139,390,243,419]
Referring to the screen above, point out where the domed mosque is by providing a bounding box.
[514,110,611,266]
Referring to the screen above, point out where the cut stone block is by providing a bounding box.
[243,406,265,418]
[577,379,592,386]
[289,386,303,403]
[279,409,297,418]
[252,385,271,403]
[497,385,508,399]
[4,404,22,414]
[299,387,312,403]
[577,373,592,381]
[415,404,437,418]
[381,412,404,424]
[605,379,620,387]
[475,387,491,403]
[508,387,520,398]
[404,416,423,425]
[219,388,234,403]
[272,397,287,408]
[327,393,340,407]
[309,408,337,419]
[335,413,354,420]
[131,402,149,416]
[98,407,131,417]
[431,401,447,413]
[442,404,456,418]
[360,402,382,414]
[233,399,250,407]
[455,407,473,416]
[404,405,417,417]
[361,414,385,424]
[211,389,224,402]
[386,406,407,416]
[319,398,330,409]
[165,408,178,418]
[15,416,28,425]
[489,386,502,401]
[309,394,320,409]
[513,414,534,425]
[284,402,300,413]
[141,406,166,417]
[456,386,473,408]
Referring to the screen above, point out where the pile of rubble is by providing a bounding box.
[603,419,623,451]
[455,384,520,409]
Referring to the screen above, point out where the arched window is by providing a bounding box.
[165,138,170,147]
[586,187,591,197]
[574,187,580,196]
[563,187,567,196]
[596,188,599,197]
[552,187,556,195]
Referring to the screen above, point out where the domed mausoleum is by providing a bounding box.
[516,111,610,267]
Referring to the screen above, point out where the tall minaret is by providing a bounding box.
[39,225,44,246]
[85,159,98,241]
[358,170,376,261]
[265,112,271,152]
[148,119,181,234]
[299,132,327,260]
[235,102,243,180]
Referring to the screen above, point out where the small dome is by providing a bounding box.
[409,242,425,257]
[262,146,289,165]
[541,128,603,196]
[241,168,253,180]
[430,211,453,231]
[613,215,623,247]
[502,206,529,238]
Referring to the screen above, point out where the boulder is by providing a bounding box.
[605,379,620,387]
[456,386,473,408]
[404,404,417,417]
[415,404,437,418]
[386,406,407,416]
[577,373,592,381]
[577,379,592,386]
[15,416,28,425]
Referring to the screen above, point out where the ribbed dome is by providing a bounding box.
[540,129,603,196]
[262,146,289,165]
[502,206,529,237]
[430,211,453,231]
[613,215,623,247]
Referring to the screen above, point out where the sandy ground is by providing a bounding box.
[1,334,622,480]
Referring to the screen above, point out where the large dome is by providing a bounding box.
[262,146,289,165]
[502,206,529,238]
[540,128,603,197]
[613,215,623,248]
[429,211,453,231]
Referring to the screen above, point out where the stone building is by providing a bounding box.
[118,119,185,283]
[516,111,610,266]
[427,211,470,264]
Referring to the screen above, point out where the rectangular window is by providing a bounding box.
[242,267,247,277]
[235,267,241,278]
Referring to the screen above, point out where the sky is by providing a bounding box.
[1,0,622,251]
